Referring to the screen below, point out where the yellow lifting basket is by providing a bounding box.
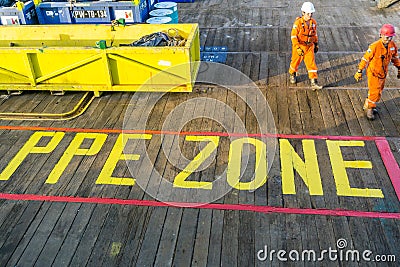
[0,24,200,96]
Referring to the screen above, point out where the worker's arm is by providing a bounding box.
[358,44,375,71]
[290,19,300,48]
[390,44,400,68]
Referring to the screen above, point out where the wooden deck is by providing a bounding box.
[1,0,400,266]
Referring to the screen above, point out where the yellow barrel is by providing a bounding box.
[0,24,200,96]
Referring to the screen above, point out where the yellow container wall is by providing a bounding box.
[0,24,200,94]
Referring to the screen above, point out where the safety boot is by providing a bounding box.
[365,108,375,120]
[310,79,323,90]
[363,98,377,119]
[289,73,297,84]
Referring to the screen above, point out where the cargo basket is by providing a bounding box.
[0,23,201,95]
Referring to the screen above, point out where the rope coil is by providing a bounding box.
[165,28,186,47]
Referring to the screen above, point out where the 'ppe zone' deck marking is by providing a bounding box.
[0,125,399,219]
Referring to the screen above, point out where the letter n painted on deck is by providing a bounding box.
[280,139,323,195]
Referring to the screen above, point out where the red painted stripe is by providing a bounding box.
[0,193,399,219]
[0,125,384,141]
[375,139,400,201]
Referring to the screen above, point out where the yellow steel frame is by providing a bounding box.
[0,24,201,96]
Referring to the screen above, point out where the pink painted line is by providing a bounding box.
[0,125,385,141]
[375,139,400,201]
[0,193,399,219]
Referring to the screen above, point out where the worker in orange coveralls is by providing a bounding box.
[288,2,323,90]
[354,24,400,120]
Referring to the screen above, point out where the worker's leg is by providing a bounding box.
[366,75,385,108]
[364,74,385,120]
[303,46,318,79]
[289,46,303,74]
[303,45,322,90]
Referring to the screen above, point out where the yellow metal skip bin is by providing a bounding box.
[0,24,200,96]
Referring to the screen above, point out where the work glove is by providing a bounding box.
[314,43,319,53]
[354,70,363,82]
[397,67,400,79]
[296,47,304,56]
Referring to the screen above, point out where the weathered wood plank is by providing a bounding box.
[34,203,81,266]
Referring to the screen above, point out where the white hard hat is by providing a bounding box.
[301,2,315,13]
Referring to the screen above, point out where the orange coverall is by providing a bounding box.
[358,40,400,108]
[289,17,319,79]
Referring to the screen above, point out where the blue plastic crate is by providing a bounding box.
[36,0,149,24]
[0,1,38,25]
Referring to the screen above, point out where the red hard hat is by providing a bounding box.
[380,24,396,37]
